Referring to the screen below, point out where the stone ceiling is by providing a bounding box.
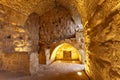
[1,0,117,25]
[0,0,55,16]
[0,0,97,23]
[0,0,86,18]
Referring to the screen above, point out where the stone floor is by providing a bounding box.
[0,61,89,80]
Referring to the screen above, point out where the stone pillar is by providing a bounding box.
[30,52,39,74]
[76,30,85,64]
[44,48,50,65]
[79,49,85,64]
[76,30,84,48]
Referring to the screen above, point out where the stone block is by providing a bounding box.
[0,52,39,74]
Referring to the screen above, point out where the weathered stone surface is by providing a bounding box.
[56,0,86,25]
[0,21,31,53]
[24,13,40,52]
[0,52,39,74]
[39,6,82,45]
[30,52,39,74]
[0,4,27,26]
[0,0,120,80]
[0,4,32,53]
[0,52,30,74]
[0,8,42,53]
[0,0,55,16]
[84,0,120,80]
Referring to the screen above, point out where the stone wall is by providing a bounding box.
[0,4,32,53]
[0,4,39,74]
[30,52,39,74]
[0,52,39,74]
[24,12,40,52]
[0,52,30,74]
[39,6,82,45]
[0,0,56,16]
[0,21,32,53]
[49,35,84,63]
[0,4,41,53]
[84,0,120,80]
[0,4,27,26]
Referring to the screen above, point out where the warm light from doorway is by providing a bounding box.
[72,61,75,63]
[51,43,81,63]
[77,71,82,76]
[58,60,61,63]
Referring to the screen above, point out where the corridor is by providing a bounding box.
[0,61,89,80]
[0,0,119,79]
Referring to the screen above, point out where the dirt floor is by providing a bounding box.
[0,61,89,80]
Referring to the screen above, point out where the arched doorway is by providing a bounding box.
[50,43,82,63]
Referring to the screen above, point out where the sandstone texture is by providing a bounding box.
[84,0,120,80]
[0,52,29,74]
[0,0,55,16]
[39,6,82,45]
[0,0,119,80]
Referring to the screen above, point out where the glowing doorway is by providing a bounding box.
[50,43,82,63]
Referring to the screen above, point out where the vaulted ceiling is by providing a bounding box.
[0,0,119,25]
[0,1,120,80]
[0,0,100,25]
[0,0,55,16]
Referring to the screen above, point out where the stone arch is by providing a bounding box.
[50,42,83,64]
[37,5,85,64]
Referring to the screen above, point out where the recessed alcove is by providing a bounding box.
[50,43,82,63]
